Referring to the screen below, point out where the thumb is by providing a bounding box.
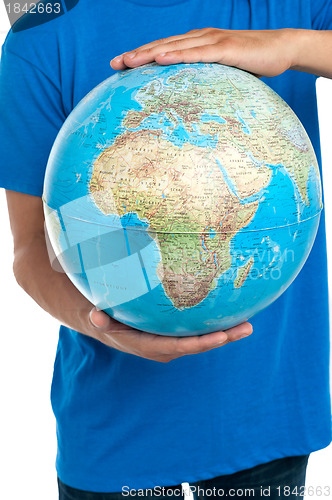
[89,306,112,329]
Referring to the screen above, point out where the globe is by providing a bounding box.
[43,62,322,336]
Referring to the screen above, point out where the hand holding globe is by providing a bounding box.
[7,26,329,360]
[89,306,253,362]
[8,190,251,363]
[40,27,323,360]
[43,57,322,339]
[110,27,312,78]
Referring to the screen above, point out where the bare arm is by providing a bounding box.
[6,190,108,334]
[6,190,252,362]
[110,28,332,80]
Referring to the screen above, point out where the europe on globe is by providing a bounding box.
[42,62,322,336]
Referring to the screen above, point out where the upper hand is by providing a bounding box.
[110,27,296,77]
[89,307,253,363]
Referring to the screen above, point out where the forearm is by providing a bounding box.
[289,28,332,79]
[13,234,94,335]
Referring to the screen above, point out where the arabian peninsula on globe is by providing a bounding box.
[43,62,323,336]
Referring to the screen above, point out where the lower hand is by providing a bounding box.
[6,190,252,365]
[89,307,253,363]
[110,27,296,77]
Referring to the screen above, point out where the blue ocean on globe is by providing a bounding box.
[43,62,322,336]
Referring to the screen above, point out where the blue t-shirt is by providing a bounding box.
[0,0,331,493]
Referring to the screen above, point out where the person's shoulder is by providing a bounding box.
[2,0,80,71]
[9,0,80,34]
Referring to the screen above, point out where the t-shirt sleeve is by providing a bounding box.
[311,0,332,30]
[0,33,67,197]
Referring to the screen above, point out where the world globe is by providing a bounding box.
[43,62,322,336]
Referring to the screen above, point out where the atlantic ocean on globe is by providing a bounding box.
[43,62,322,336]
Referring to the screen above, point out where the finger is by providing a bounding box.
[89,307,112,329]
[176,321,253,355]
[153,44,232,65]
[145,322,251,357]
[110,56,128,71]
[155,47,264,78]
[168,329,230,355]
[180,321,253,356]
[223,321,253,341]
[108,326,228,357]
[126,29,205,54]
[120,35,216,68]
[110,29,210,69]
[89,307,132,332]
[173,332,229,357]
[102,320,252,360]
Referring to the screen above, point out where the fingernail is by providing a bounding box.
[159,52,166,57]
[112,55,123,63]
[240,331,253,339]
[126,52,136,59]
[89,311,99,328]
[89,309,104,328]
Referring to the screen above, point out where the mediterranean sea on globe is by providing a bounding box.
[42,62,322,336]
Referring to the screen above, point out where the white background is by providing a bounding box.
[0,3,332,499]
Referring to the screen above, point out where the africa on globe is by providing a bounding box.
[42,62,322,336]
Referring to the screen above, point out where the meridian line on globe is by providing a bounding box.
[47,202,322,233]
